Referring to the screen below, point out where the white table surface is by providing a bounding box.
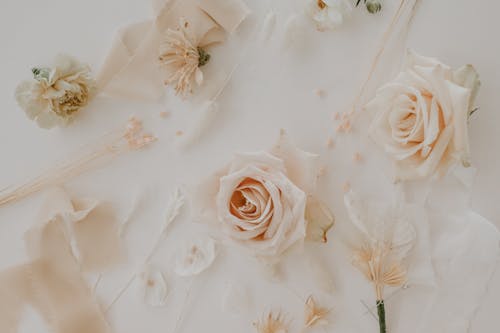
[0,0,499,332]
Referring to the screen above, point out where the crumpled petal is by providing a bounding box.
[174,236,217,277]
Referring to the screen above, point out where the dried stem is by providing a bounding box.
[342,0,421,130]
[350,0,406,115]
[376,300,386,333]
[352,242,407,333]
[172,279,195,333]
[0,117,155,208]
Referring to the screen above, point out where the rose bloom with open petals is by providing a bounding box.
[15,54,95,129]
[211,133,321,258]
[366,50,480,181]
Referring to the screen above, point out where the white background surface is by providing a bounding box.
[0,0,499,332]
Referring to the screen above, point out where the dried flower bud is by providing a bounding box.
[197,47,211,67]
[366,0,382,14]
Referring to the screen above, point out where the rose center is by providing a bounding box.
[317,0,327,10]
[229,178,273,222]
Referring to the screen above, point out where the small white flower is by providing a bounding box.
[159,18,210,97]
[15,54,95,129]
[306,0,352,31]
[139,265,169,307]
[174,237,216,277]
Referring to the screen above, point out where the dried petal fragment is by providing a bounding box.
[304,296,330,328]
[139,265,169,307]
[254,311,289,333]
[174,237,216,277]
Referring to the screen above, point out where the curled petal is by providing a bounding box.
[305,196,335,243]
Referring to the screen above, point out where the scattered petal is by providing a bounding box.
[304,296,330,328]
[159,111,170,118]
[353,152,363,163]
[342,181,351,193]
[306,0,352,31]
[254,311,290,333]
[315,89,326,98]
[318,165,327,177]
[139,265,169,307]
[174,237,217,277]
[326,137,335,149]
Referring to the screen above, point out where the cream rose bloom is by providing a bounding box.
[212,133,324,257]
[367,51,480,181]
[15,54,96,129]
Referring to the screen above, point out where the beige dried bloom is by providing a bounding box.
[15,54,96,128]
[159,18,210,97]
[254,311,289,333]
[304,296,330,328]
[352,243,407,300]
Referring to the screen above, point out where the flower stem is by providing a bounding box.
[376,299,386,333]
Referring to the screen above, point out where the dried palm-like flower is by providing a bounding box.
[304,296,330,328]
[345,190,415,333]
[254,311,290,333]
[159,18,210,97]
[0,117,156,207]
[15,54,96,128]
[352,244,407,302]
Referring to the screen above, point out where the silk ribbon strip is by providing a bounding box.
[0,188,124,333]
[97,0,250,101]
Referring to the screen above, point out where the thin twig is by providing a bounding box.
[361,299,379,321]
[172,278,195,333]
[105,274,137,313]
[0,119,154,208]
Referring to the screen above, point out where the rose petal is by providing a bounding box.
[139,265,169,307]
[174,237,217,277]
[305,196,335,243]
